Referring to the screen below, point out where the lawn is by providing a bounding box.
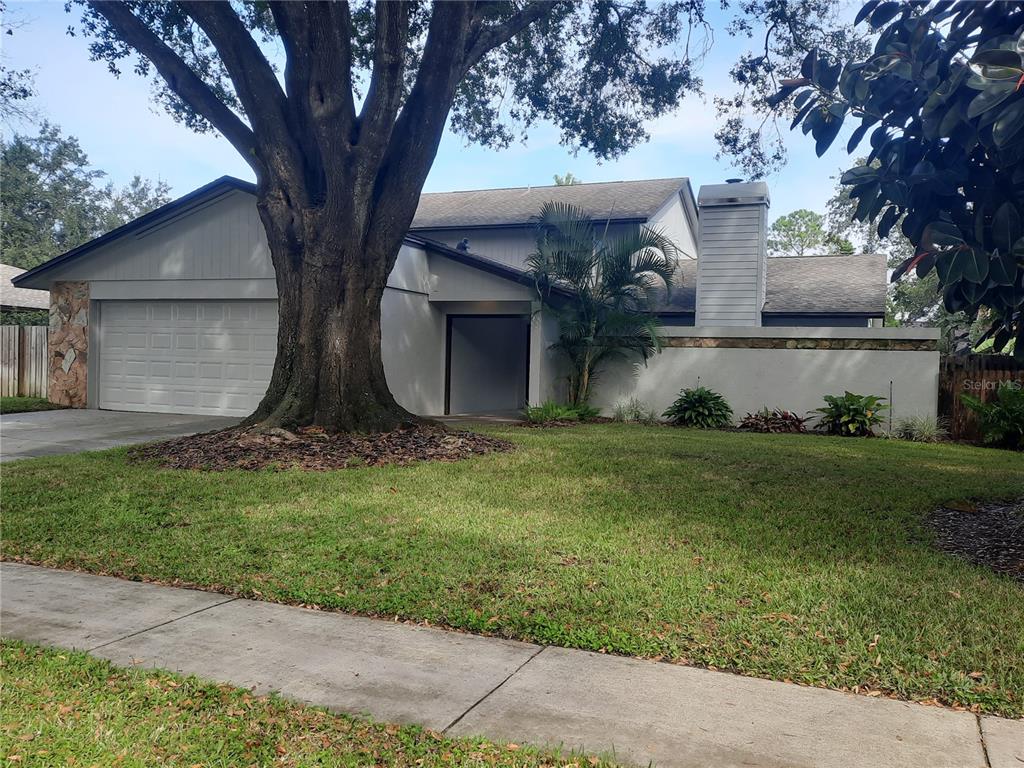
[0,641,600,767]
[0,396,65,414]
[3,425,1023,716]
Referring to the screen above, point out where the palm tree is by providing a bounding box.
[527,201,679,406]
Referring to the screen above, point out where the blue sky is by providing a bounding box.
[4,2,860,220]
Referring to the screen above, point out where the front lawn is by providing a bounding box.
[0,396,66,414]
[0,641,599,767]
[3,425,1022,716]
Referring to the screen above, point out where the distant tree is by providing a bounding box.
[767,209,826,257]
[0,1,35,124]
[553,172,582,186]
[527,201,677,406]
[0,123,171,270]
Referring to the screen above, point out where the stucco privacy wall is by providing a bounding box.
[590,327,941,424]
[49,281,89,407]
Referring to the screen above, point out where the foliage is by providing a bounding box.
[738,407,807,433]
[0,2,35,124]
[889,415,949,443]
[0,309,47,326]
[1,123,171,270]
[2,642,599,768]
[813,392,889,437]
[0,397,66,414]
[961,382,1024,450]
[662,386,733,428]
[776,2,1024,358]
[553,172,582,186]
[768,209,827,257]
[612,396,659,424]
[5,428,1024,716]
[528,201,677,406]
[524,400,600,424]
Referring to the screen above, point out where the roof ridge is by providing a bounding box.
[420,176,688,196]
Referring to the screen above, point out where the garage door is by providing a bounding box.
[98,300,278,416]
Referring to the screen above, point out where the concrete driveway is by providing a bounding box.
[0,409,239,462]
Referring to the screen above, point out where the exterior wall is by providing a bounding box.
[647,193,698,259]
[48,281,89,407]
[590,326,940,424]
[380,288,444,416]
[427,253,535,302]
[695,202,768,326]
[762,313,876,328]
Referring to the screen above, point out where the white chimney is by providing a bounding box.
[695,181,770,326]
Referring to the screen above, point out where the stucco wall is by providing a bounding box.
[381,288,445,416]
[589,327,940,424]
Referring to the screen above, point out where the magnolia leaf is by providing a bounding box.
[961,246,989,283]
[966,83,1016,119]
[869,1,902,29]
[969,48,1024,81]
[992,202,1022,252]
[988,249,1018,286]
[878,205,900,238]
[993,99,1024,147]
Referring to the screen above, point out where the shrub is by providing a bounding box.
[738,407,807,434]
[612,397,658,424]
[662,387,733,428]
[813,392,889,437]
[961,382,1024,450]
[889,415,948,443]
[524,400,600,424]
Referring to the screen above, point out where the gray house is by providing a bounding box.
[13,177,885,417]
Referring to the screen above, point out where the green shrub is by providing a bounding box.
[813,392,889,436]
[889,415,948,443]
[524,401,600,424]
[662,387,733,428]
[612,397,658,424]
[738,407,807,433]
[961,382,1024,450]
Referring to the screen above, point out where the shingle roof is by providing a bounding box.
[411,177,689,229]
[652,254,886,316]
[1,263,50,309]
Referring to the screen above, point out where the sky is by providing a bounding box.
[2,2,862,221]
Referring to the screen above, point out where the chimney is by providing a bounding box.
[695,181,770,327]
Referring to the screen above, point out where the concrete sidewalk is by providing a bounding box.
[1,562,1019,768]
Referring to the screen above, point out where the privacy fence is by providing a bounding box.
[939,354,1024,442]
[0,326,48,398]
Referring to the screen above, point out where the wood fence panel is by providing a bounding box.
[939,355,1024,441]
[0,326,49,399]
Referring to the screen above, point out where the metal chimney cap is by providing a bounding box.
[697,181,770,207]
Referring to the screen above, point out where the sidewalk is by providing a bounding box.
[1,562,1019,768]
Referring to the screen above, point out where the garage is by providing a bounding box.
[98,300,278,416]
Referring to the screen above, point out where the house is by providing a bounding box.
[12,176,889,417]
[1,263,50,317]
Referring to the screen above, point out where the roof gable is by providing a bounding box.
[1,263,50,309]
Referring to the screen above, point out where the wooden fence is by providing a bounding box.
[0,326,48,398]
[938,354,1024,441]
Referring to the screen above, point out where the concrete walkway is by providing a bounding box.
[0,409,239,462]
[1,562,1019,768]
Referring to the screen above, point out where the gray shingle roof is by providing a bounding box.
[411,177,688,229]
[652,254,886,316]
[1,263,49,310]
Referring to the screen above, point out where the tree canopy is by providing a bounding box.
[767,209,827,257]
[1,122,171,270]
[770,0,1024,358]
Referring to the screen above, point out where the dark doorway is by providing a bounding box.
[445,314,530,414]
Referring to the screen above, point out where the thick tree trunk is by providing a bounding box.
[244,194,422,433]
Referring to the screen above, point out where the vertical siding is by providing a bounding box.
[695,205,767,326]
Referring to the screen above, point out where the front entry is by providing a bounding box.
[445,315,529,415]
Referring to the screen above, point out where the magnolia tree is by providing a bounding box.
[770,0,1024,358]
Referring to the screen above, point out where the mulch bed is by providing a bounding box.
[128,425,514,471]
[927,499,1024,582]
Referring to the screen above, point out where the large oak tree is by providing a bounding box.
[71,0,716,432]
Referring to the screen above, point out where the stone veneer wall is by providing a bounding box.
[49,281,89,407]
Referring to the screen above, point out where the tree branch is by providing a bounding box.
[355,1,411,164]
[89,1,257,164]
[463,1,555,72]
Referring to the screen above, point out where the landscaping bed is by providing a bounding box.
[129,425,513,471]
[0,641,601,767]
[928,499,1024,582]
[4,425,1024,717]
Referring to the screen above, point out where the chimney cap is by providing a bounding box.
[697,181,770,208]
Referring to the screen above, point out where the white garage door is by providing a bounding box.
[98,300,278,416]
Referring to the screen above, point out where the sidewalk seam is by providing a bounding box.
[441,644,546,734]
[975,715,992,768]
[85,596,240,653]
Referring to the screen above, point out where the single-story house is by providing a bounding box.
[13,176,887,417]
[1,263,50,316]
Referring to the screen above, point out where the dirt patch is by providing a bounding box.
[128,425,514,471]
[927,499,1024,582]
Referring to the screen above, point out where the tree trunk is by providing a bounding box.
[244,193,422,434]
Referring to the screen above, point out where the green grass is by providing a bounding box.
[0,641,603,767]
[0,397,66,414]
[3,425,1023,716]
